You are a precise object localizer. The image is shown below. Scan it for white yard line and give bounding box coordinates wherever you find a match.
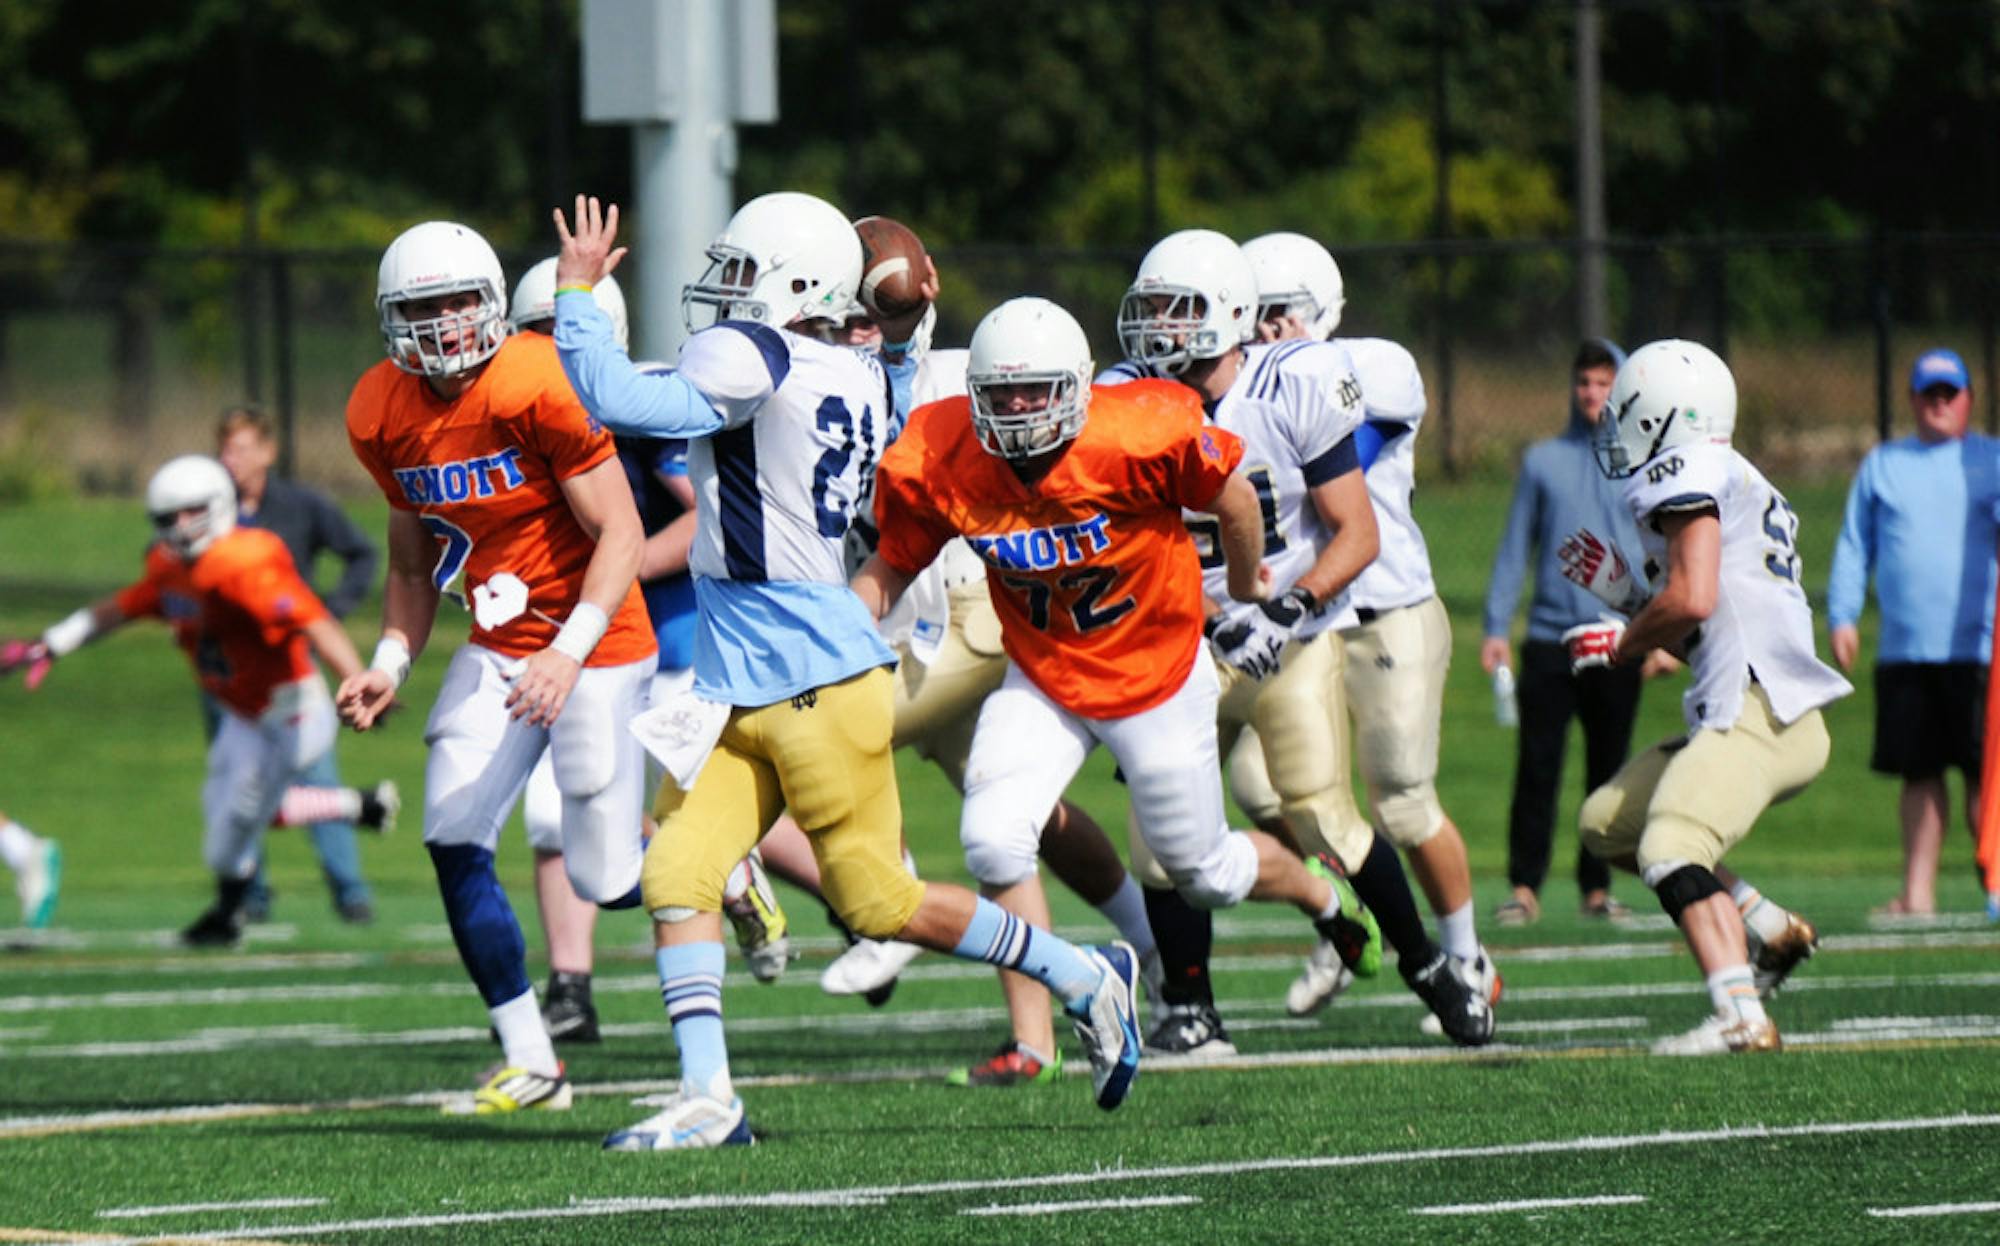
[57,1113,2000,1243]
[99,1202,326,1221]
[1867,1201,2000,1218]
[1410,1193,1647,1215]
[961,1195,1202,1216]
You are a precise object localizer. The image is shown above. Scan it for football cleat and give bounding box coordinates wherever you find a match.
[1285,936,1356,1017]
[1419,946,1503,1037]
[1651,1013,1782,1057]
[1404,950,1496,1047]
[443,1063,572,1115]
[1143,1003,1238,1060]
[604,1090,752,1150]
[947,1039,1062,1088]
[1748,910,1819,997]
[358,781,401,834]
[820,937,923,1001]
[1071,942,1141,1111]
[1305,855,1382,978]
[543,970,601,1044]
[180,903,243,948]
[722,851,791,983]
[16,838,60,929]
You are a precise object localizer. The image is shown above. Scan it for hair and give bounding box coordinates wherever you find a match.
[216,404,276,446]
[1572,339,1619,373]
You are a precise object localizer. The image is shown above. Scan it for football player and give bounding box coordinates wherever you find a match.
[337,222,658,1115]
[553,192,1144,1149]
[1240,231,1500,1030]
[1103,232,1493,1049]
[857,293,1389,1075]
[13,456,365,944]
[1565,339,1848,1054]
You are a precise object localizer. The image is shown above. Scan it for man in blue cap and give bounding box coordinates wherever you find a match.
[1829,347,2000,916]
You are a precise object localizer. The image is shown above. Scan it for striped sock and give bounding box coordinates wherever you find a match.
[1730,880,1789,942]
[273,786,362,827]
[658,942,731,1102]
[1706,965,1767,1025]
[952,895,1102,1014]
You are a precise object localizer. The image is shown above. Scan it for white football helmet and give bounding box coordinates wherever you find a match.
[377,221,509,378]
[146,455,237,561]
[1116,229,1258,375]
[508,256,629,349]
[682,191,862,333]
[1243,231,1345,339]
[966,297,1094,461]
[1596,339,1738,478]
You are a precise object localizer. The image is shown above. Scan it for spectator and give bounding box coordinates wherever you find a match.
[216,406,382,924]
[1481,339,1646,924]
[1827,347,2000,917]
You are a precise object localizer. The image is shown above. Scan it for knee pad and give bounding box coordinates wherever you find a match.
[960,809,1043,888]
[1645,861,1724,925]
[1165,831,1258,910]
[1372,785,1446,849]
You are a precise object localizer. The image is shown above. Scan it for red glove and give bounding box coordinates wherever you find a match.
[1561,619,1625,674]
[0,639,53,690]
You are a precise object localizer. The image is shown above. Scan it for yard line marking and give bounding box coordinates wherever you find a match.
[962,1195,1201,1217]
[67,1113,2000,1243]
[1411,1194,1646,1215]
[100,1202,326,1220]
[1867,1201,2000,1218]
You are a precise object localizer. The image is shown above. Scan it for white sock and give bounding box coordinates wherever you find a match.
[1094,876,1156,961]
[0,820,37,871]
[489,989,560,1077]
[1704,965,1766,1025]
[1731,881,1789,942]
[1436,900,1479,961]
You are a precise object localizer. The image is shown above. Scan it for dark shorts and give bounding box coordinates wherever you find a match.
[1871,662,1986,780]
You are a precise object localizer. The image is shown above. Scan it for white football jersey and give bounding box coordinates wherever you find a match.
[1339,337,1436,613]
[679,323,895,586]
[1623,442,1852,731]
[1197,340,1367,640]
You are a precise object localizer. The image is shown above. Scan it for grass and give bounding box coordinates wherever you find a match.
[3,484,1998,1245]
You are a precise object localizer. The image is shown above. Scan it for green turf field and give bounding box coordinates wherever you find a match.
[3,485,1998,1244]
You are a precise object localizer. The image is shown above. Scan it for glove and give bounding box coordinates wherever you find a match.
[1561,619,1625,674]
[0,639,53,691]
[1557,528,1648,616]
[1207,613,1287,680]
[1257,585,1321,629]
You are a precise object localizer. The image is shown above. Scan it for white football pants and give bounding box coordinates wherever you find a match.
[203,677,337,878]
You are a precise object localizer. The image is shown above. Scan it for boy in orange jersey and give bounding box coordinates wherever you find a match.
[335,221,655,1116]
[10,456,365,946]
[854,297,1384,1064]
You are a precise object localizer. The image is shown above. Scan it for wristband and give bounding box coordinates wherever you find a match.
[42,608,96,658]
[369,636,412,689]
[549,602,610,664]
[554,283,595,297]
[880,337,915,355]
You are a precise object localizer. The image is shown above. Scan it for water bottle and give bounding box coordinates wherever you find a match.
[1492,664,1519,728]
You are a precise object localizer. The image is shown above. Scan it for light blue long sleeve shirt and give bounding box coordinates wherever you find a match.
[1482,409,1651,644]
[1826,432,2000,664]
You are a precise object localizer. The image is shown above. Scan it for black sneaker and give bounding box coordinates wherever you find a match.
[181,905,243,948]
[336,899,376,926]
[1142,1003,1239,1060]
[357,781,400,834]
[1403,951,1495,1047]
[543,971,601,1044]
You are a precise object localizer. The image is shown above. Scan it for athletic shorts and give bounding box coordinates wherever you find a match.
[1871,662,1984,781]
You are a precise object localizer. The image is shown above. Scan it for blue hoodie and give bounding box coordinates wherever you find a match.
[1482,340,1650,644]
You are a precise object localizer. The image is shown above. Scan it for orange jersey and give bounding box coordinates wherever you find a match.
[114,528,329,718]
[346,333,654,666]
[875,379,1243,718]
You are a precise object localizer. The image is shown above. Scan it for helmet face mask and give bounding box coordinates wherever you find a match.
[377,222,509,378]
[681,192,862,335]
[1116,229,1257,375]
[146,455,237,561]
[967,297,1094,462]
[1595,339,1738,479]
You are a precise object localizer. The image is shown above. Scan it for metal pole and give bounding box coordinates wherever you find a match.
[1432,0,1455,480]
[1140,1,1158,244]
[272,255,297,480]
[1575,0,1607,338]
[1872,227,1892,443]
[237,11,263,404]
[631,0,735,361]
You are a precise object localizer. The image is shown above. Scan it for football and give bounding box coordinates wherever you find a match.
[853,215,931,320]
